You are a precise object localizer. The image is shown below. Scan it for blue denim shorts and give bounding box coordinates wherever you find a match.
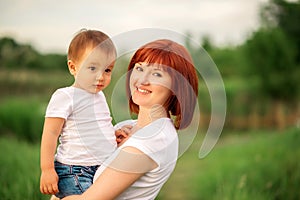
[54,161,99,198]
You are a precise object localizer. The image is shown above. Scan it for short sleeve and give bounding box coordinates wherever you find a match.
[119,119,178,168]
[45,89,72,119]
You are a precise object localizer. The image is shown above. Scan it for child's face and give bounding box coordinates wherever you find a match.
[72,47,115,93]
[129,62,172,109]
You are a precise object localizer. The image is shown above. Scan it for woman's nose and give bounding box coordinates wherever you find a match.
[137,73,150,85]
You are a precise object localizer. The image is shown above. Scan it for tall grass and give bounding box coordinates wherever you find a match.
[0,137,49,200]
[0,97,46,142]
[157,128,300,200]
[0,129,299,199]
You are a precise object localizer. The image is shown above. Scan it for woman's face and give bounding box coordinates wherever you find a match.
[129,62,172,109]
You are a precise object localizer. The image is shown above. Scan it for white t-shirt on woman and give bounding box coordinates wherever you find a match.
[94,118,178,200]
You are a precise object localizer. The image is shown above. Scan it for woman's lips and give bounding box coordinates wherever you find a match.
[136,87,151,94]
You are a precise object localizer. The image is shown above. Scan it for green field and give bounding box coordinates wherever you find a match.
[1,128,299,200]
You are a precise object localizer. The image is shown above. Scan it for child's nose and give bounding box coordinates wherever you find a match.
[96,72,104,81]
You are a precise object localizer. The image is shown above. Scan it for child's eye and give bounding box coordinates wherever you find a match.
[88,66,96,71]
[105,68,112,73]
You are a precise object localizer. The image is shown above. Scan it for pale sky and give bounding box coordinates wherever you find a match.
[0,0,269,53]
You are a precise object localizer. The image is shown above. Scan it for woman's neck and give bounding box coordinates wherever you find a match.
[136,105,168,128]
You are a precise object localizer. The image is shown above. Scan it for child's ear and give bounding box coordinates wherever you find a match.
[67,60,77,75]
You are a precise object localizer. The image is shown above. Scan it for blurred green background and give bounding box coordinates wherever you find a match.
[1,0,299,199]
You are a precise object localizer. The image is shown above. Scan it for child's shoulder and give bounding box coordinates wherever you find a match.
[50,87,73,99]
[54,86,72,93]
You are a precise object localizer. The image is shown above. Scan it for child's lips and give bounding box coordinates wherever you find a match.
[95,84,104,89]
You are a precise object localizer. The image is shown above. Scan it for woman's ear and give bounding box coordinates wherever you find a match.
[67,60,77,76]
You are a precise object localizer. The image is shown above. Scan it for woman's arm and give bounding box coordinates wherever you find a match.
[40,117,64,195]
[63,146,158,200]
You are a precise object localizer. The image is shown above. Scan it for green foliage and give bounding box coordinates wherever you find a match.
[243,27,299,100]
[262,0,300,62]
[1,129,298,199]
[0,137,49,200]
[0,0,299,133]
[0,69,73,97]
[158,128,300,200]
[0,37,67,71]
[247,0,300,101]
[0,98,46,143]
[0,37,39,69]
[210,46,249,78]
[40,53,68,71]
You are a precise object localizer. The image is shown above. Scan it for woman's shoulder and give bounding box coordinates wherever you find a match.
[121,118,178,167]
[141,118,176,137]
[125,118,177,146]
[114,119,137,129]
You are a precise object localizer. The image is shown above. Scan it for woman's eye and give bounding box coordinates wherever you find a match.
[153,72,162,77]
[135,66,143,72]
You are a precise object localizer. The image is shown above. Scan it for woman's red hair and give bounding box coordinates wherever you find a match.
[126,39,198,130]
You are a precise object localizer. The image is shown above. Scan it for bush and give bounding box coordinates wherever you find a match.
[0,98,46,142]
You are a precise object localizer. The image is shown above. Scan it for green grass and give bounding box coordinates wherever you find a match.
[0,97,46,143]
[0,137,49,200]
[157,128,300,200]
[0,128,299,200]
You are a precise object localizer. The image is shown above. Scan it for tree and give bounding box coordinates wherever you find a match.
[0,37,66,70]
[243,28,299,129]
[244,28,298,100]
[240,0,300,130]
[262,0,300,62]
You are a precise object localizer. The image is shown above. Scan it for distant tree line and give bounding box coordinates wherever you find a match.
[186,0,300,130]
[0,0,298,130]
[0,37,67,71]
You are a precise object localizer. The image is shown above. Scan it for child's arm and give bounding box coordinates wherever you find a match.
[40,117,64,195]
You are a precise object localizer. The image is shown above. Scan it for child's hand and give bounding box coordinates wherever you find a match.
[115,125,132,146]
[40,168,59,195]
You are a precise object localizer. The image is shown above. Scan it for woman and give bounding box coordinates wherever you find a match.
[64,39,198,200]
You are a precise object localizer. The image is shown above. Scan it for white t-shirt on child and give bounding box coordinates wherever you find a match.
[94,118,178,200]
[45,86,117,166]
